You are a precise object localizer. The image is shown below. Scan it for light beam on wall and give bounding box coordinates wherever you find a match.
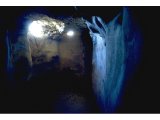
[28,21,44,38]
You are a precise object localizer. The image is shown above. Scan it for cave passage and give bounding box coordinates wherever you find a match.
[0,7,100,113]
[0,6,145,113]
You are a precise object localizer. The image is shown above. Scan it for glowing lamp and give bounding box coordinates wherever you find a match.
[67,30,74,37]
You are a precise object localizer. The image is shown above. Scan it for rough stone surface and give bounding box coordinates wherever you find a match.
[86,7,141,112]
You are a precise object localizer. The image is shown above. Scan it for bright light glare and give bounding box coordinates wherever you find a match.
[28,21,44,38]
[67,30,74,37]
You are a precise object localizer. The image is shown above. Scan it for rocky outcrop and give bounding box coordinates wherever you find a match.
[86,7,141,112]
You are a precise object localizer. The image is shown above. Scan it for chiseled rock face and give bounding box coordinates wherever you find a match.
[86,7,141,112]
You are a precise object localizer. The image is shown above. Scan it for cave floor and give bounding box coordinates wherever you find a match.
[2,70,100,113]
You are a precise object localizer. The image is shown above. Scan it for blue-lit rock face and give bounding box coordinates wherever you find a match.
[86,7,141,112]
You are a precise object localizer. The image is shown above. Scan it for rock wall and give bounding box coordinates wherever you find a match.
[12,21,85,80]
[86,7,141,112]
